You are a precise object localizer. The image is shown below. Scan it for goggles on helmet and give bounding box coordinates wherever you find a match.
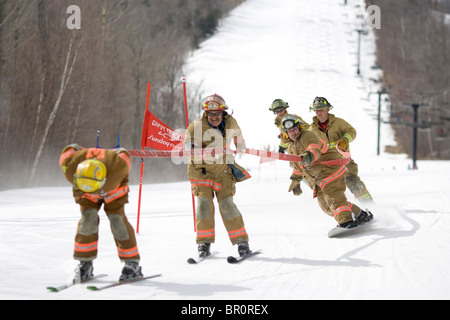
[284,119,297,130]
[75,177,106,193]
[202,94,228,111]
[281,115,303,131]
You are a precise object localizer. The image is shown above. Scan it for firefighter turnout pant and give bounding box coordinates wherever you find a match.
[191,176,249,245]
[73,194,140,262]
[315,166,362,225]
[346,160,373,203]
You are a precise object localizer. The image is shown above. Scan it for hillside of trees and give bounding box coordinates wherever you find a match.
[368,0,450,161]
[0,0,245,190]
[2,0,449,191]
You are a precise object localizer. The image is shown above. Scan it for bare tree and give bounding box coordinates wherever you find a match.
[29,31,82,182]
[0,0,245,190]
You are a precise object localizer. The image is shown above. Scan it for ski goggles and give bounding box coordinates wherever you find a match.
[273,107,286,114]
[206,111,223,117]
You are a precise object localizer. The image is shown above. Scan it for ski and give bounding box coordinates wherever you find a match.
[86,274,161,291]
[47,274,108,292]
[187,251,218,264]
[227,250,262,264]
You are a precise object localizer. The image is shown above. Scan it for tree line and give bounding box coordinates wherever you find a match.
[0,0,244,190]
[369,0,450,160]
[2,0,448,191]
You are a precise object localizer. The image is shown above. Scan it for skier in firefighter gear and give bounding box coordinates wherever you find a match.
[281,115,373,227]
[269,99,308,153]
[308,97,373,204]
[59,144,143,281]
[184,94,252,258]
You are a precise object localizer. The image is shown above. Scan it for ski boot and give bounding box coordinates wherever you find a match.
[119,262,143,281]
[238,242,251,257]
[198,243,211,258]
[76,260,94,281]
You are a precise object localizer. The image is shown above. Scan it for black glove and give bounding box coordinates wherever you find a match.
[300,151,314,166]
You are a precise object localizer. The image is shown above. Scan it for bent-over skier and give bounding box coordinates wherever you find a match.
[59,144,143,281]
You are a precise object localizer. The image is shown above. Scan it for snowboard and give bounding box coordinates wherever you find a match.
[328,220,373,238]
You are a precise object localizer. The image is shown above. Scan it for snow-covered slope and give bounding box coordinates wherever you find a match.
[1,0,450,301]
[1,159,450,300]
[183,0,393,159]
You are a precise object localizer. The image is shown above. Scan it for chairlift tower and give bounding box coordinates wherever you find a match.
[407,103,428,170]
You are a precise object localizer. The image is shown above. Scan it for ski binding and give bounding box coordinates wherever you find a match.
[227,249,262,264]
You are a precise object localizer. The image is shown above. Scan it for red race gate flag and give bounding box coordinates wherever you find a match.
[136,82,191,234]
[140,109,185,151]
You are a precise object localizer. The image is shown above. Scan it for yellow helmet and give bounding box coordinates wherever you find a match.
[74,159,107,193]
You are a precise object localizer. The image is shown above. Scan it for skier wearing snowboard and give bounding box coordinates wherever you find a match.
[269,98,308,153]
[184,94,252,258]
[59,144,143,281]
[309,97,373,204]
[281,114,373,228]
